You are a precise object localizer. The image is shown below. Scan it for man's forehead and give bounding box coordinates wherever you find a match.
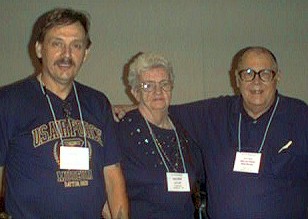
[45,22,86,38]
[240,51,275,67]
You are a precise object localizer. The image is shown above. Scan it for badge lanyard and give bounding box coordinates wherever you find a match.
[238,96,280,153]
[38,76,87,148]
[38,75,90,170]
[233,97,280,174]
[144,117,187,173]
[144,117,190,192]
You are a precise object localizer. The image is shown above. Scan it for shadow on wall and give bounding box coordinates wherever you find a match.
[121,52,144,105]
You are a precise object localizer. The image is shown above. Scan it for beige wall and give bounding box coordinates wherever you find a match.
[1,1,307,104]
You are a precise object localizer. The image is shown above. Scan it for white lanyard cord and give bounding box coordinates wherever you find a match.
[73,83,87,148]
[144,117,187,173]
[238,96,280,153]
[40,84,65,147]
[39,78,87,147]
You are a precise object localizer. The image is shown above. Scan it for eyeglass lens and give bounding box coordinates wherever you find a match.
[140,81,173,92]
[239,69,275,82]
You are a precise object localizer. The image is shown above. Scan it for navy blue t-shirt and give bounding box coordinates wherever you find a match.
[171,94,308,219]
[0,77,120,218]
[117,110,204,219]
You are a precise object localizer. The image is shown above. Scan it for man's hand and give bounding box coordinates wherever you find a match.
[112,104,137,122]
[102,201,111,219]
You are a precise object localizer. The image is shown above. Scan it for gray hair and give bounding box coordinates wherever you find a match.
[128,53,174,89]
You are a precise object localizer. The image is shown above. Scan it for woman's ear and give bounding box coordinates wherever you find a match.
[131,88,140,103]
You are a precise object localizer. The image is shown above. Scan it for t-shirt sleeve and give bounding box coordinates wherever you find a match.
[0,91,9,166]
[101,98,121,167]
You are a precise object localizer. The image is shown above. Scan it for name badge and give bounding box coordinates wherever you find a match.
[60,146,89,170]
[233,152,261,174]
[166,172,190,192]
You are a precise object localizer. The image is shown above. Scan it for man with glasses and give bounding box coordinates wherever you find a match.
[170,46,308,218]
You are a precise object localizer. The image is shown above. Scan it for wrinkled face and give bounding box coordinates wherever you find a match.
[236,51,279,116]
[132,67,173,113]
[35,22,89,87]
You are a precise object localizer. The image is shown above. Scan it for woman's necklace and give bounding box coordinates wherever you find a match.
[144,117,187,173]
[154,138,181,172]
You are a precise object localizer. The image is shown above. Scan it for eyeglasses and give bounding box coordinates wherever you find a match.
[238,68,276,82]
[139,80,173,92]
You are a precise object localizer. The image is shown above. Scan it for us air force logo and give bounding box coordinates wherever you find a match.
[32,118,103,188]
[54,138,93,187]
[53,138,93,166]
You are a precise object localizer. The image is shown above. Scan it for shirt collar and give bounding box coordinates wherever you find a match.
[231,91,279,122]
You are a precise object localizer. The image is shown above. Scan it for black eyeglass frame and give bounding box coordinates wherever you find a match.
[238,68,277,82]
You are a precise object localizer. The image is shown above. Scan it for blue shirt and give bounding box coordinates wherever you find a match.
[117,110,204,219]
[171,94,308,219]
[0,77,120,218]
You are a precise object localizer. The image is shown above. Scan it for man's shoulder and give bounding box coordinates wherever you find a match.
[74,81,109,101]
[75,81,104,95]
[0,77,35,99]
[74,81,112,113]
[279,94,307,111]
[277,95,307,122]
[279,94,306,104]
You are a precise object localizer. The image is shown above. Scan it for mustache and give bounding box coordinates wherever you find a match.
[55,58,74,66]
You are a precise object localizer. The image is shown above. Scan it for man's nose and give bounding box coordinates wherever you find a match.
[62,45,72,57]
[252,73,262,84]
